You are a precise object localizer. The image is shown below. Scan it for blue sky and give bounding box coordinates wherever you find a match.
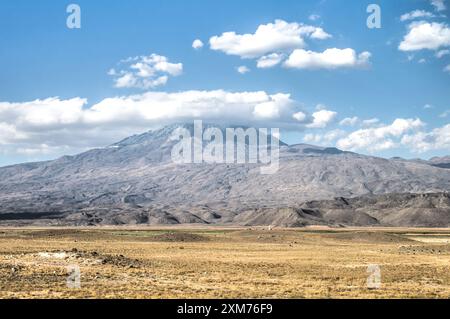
[0,0,449,166]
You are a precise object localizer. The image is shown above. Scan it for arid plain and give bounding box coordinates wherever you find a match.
[1,226,450,299]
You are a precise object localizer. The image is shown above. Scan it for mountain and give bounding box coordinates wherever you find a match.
[1,123,449,227]
[428,156,450,169]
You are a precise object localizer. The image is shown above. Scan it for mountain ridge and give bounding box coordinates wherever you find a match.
[1,123,449,227]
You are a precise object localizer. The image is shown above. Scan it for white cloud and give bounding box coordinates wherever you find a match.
[309,27,332,40]
[400,10,435,22]
[251,93,297,119]
[87,91,302,126]
[192,39,204,50]
[436,49,450,57]
[306,109,337,128]
[0,123,27,144]
[339,116,359,126]
[444,64,450,72]
[399,22,450,51]
[0,97,96,158]
[208,19,373,74]
[292,111,306,122]
[304,129,345,144]
[424,104,434,109]
[284,48,371,69]
[401,124,450,152]
[336,118,425,152]
[0,91,318,157]
[110,53,183,89]
[209,19,331,59]
[237,65,250,74]
[114,73,137,88]
[256,53,285,68]
[0,97,87,130]
[431,0,446,11]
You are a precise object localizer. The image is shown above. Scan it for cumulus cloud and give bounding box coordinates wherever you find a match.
[400,10,435,22]
[192,39,204,50]
[0,97,107,160]
[303,116,450,154]
[284,48,371,69]
[209,19,331,59]
[306,109,337,128]
[208,19,373,73]
[292,111,307,122]
[83,91,305,126]
[336,118,425,152]
[309,28,332,40]
[250,94,294,119]
[3,95,448,158]
[0,91,317,157]
[237,66,250,74]
[399,22,450,51]
[256,53,285,68]
[0,97,87,131]
[109,53,183,89]
[402,124,450,152]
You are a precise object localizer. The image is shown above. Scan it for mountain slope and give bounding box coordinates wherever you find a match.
[0,124,449,227]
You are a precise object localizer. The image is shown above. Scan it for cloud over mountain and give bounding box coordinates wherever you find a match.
[336,118,425,152]
[402,124,450,152]
[0,91,333,158]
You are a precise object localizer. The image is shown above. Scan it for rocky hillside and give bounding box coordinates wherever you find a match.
[0,123,449,227]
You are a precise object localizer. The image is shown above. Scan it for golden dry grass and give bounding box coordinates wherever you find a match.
[0,226,450,299]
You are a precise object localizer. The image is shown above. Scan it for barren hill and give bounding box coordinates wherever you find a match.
[0,124,449,227]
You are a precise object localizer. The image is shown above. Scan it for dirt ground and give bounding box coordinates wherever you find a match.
[0,226,450,299]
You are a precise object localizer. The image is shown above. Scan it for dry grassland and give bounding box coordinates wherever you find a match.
[0,226,449,298]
